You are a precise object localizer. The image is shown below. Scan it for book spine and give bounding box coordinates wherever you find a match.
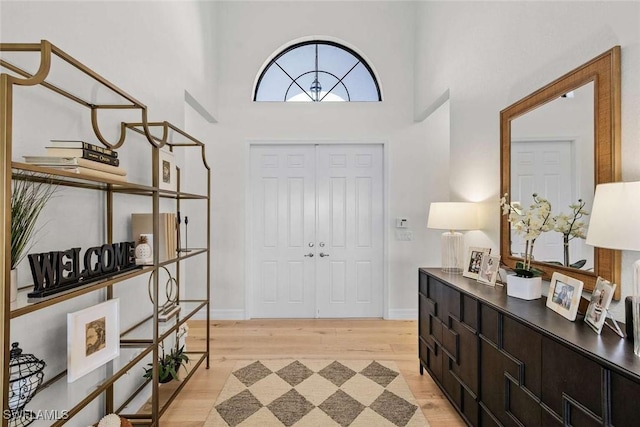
[81,142,118,158]
[82,150,120,166]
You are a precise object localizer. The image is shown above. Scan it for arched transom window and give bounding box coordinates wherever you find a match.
[254,41,381,102]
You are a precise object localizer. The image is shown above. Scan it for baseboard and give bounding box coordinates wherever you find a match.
[191,308,246,320]
[386,309,418,320]
[190,308,414,320]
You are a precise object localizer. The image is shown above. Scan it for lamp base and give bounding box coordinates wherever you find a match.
[441,231,464,274]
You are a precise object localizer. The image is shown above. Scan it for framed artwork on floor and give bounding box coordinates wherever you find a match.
[67,299,120,382]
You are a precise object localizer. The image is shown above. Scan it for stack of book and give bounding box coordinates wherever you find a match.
[23,140,126,182]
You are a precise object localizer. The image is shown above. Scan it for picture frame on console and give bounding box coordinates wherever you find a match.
[463,247,491,280]
[546,272,583,321]
[584,277,617,334]
[477,254,500,286]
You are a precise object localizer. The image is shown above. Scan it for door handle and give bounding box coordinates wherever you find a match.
[319,253,330,257]
[304,253,314,257]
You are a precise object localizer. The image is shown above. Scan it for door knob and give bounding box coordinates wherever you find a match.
[319,253,330,257]
[319,242,325,247]
[304,253,314,257]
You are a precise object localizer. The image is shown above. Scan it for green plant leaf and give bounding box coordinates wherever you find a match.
[11,173,57,269]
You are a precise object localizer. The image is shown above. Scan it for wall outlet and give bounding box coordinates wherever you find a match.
[396,230,413,241]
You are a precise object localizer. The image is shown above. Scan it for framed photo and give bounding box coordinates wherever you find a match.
[463,247,491,280]
[67,299,120,382]
[584,277,617,334]
[477,254,501,286]
[546,272,583,321]
[158,148,177,191]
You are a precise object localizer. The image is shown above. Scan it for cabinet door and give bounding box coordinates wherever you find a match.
[541,337,604,426]
[480,305,542,427]
[610,371,640,426]
[430,276,479,425]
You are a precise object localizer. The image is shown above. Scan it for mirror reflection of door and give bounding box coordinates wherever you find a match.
[510,82,594,270]
[250,144,384,318]
[511,140,572,263]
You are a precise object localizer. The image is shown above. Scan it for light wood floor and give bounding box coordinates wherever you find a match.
[159,319,465,427]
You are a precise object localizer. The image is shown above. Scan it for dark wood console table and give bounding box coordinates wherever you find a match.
[418,268,640,426]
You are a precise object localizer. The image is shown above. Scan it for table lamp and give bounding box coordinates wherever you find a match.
[427,202,479,274]
[585,181,640,356]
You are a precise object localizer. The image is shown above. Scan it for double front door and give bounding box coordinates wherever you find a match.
[250,144,384,318]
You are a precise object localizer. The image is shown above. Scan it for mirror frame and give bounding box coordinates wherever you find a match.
[500,46,621,299]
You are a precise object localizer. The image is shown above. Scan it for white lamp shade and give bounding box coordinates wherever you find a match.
[427,202,479,231]
[586,181,640,251]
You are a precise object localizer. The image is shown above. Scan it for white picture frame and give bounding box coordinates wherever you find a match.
[67,299,120,383]
[477,254,501,286]
[584,276,617,334]
[546,272,583,321]
[463,247,491,280]
[158,148,177,191]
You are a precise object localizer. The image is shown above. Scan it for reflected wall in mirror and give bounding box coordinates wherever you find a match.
[500,46,621,298]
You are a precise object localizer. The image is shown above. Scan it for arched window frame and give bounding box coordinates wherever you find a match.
[253,40,382,102]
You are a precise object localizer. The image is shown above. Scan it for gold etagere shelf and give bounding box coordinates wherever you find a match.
[1,40,211,427]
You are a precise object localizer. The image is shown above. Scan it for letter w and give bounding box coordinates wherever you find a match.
[28,252,58,291]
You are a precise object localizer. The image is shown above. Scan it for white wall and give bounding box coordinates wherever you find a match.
[1,1,219,422]
[211,1,447,318]
[414,0,640,319]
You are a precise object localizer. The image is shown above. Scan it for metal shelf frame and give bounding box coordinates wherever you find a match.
[0,40,211,426]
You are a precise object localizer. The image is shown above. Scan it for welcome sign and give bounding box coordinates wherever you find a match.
[27,242,137,298]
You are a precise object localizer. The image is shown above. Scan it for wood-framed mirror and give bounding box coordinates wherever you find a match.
[500,46,621,299]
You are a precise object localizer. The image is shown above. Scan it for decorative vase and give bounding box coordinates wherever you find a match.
[506,275,542,300]
[10,269,17,304]
[135,234,153,265]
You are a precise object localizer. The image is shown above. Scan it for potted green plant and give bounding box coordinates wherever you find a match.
[143,344,189,383]
[10,174,57,302]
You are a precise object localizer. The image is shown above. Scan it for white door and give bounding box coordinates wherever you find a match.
[251,145,317,318]
[250,144,384,318]
[511,140,572,262]
[316,145,384,317]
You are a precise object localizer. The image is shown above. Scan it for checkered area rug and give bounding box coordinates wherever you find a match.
[206,360,428,427]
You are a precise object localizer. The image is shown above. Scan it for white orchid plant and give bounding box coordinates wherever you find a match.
[553,199,589,268]
[501,193,554,277]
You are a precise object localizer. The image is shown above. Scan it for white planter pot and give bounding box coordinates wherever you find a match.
[506,275,542,300]
[10,269,17,303]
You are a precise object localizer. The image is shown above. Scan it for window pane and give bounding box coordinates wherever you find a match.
[318,44,359,78]
[322,82,349,102]
[256,64,295,101]
[285,73,315,101]
[276,44,315,82]
[340,62,379,101]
